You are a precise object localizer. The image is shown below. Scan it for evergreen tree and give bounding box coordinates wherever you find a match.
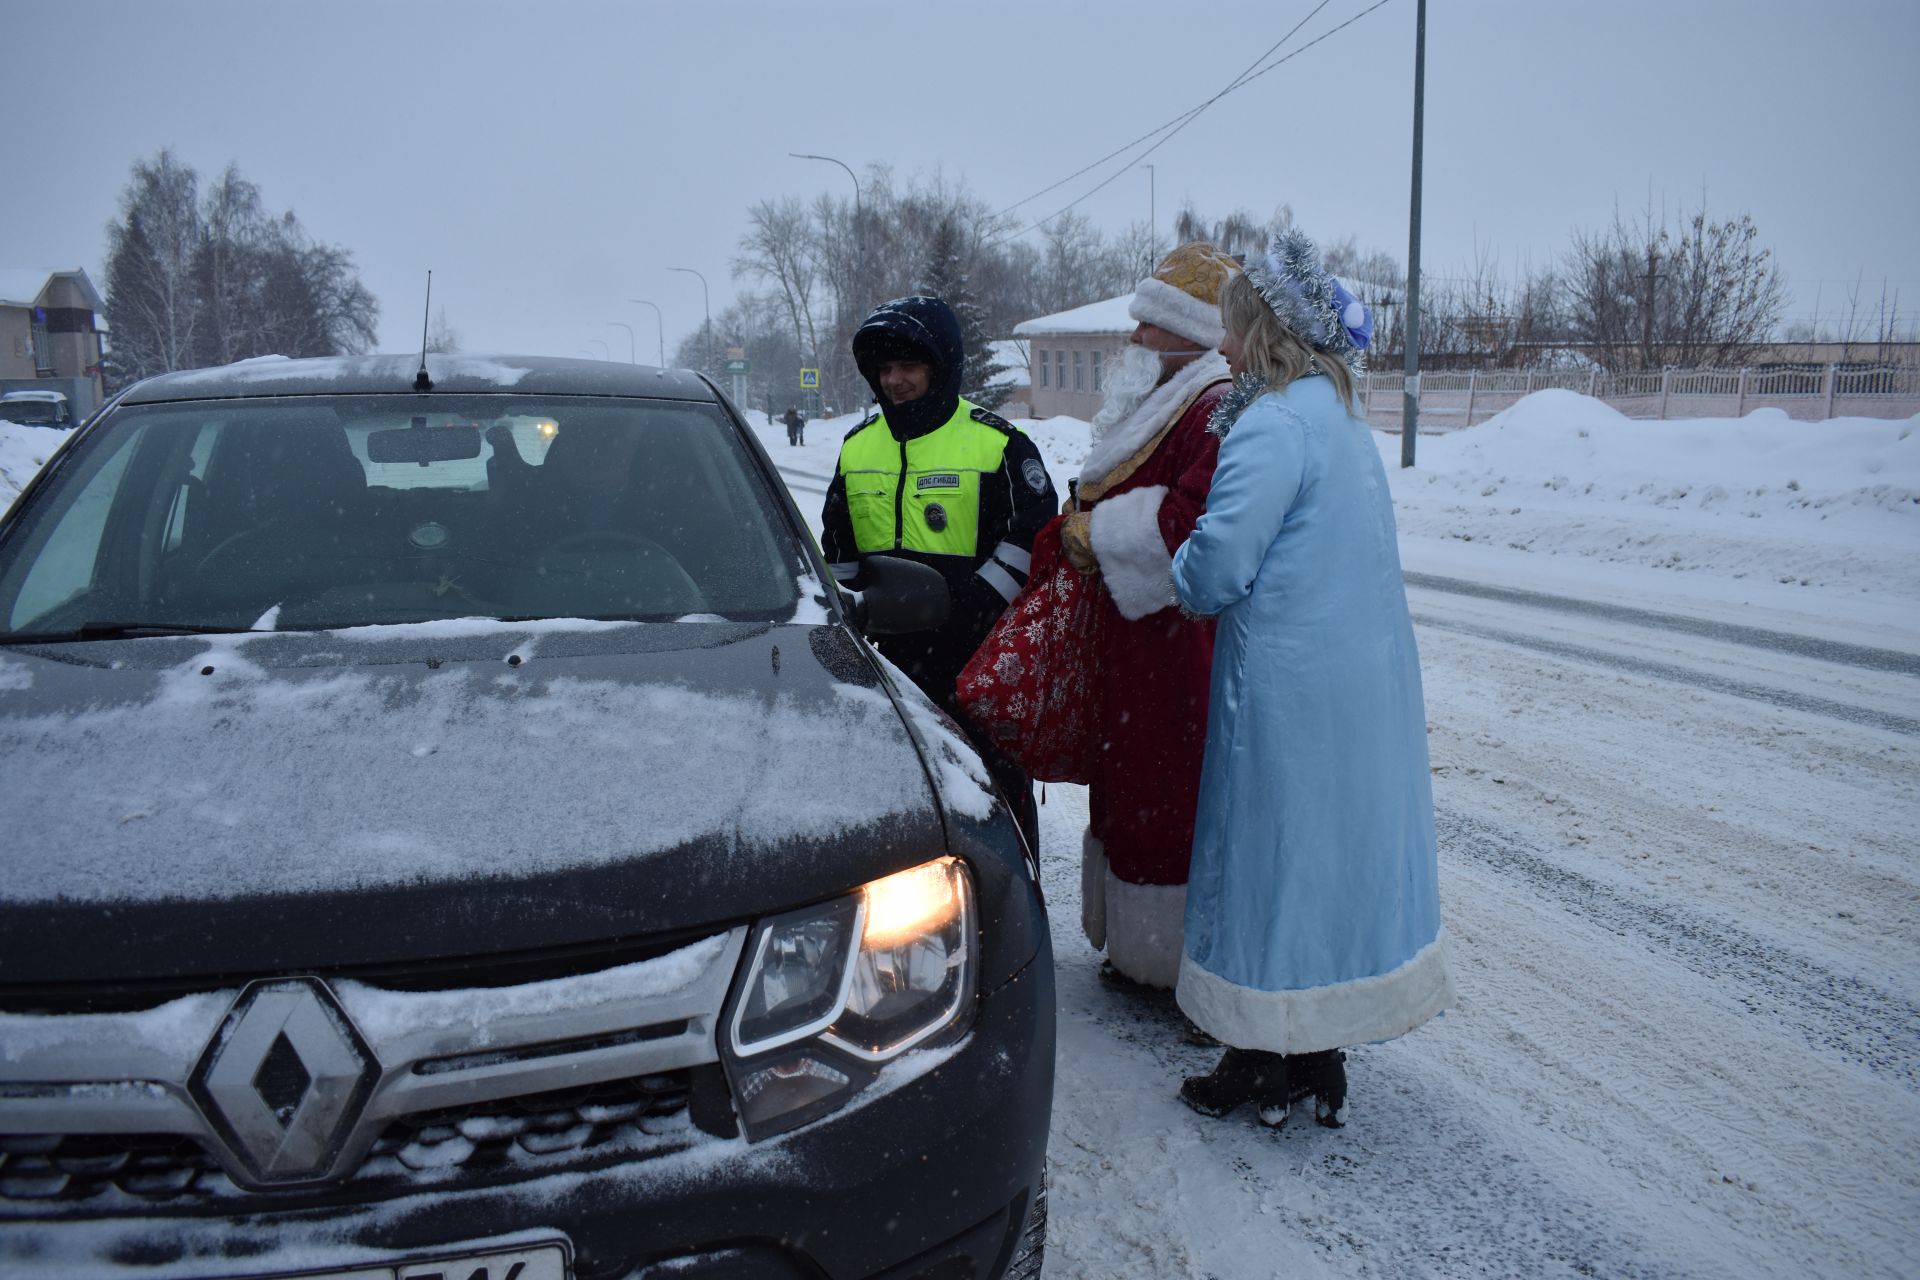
[921,216,1008,409]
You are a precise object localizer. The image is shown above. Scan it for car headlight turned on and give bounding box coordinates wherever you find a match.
[724,857,976,1140]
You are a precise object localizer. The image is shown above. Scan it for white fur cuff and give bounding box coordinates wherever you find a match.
[1130,277,1227,350]
[1177,932,1456,1055]
[1091,485,1175,620]
[1103,874,1186,989]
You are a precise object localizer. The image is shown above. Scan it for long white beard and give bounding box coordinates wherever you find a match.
[1090,344,1168,442]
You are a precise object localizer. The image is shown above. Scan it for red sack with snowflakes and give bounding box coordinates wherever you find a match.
[956,514,1104,784]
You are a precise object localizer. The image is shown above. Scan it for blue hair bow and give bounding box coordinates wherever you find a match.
[1330,280,1372,352]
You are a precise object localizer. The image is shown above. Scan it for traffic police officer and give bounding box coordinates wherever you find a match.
[822,295,1056,846]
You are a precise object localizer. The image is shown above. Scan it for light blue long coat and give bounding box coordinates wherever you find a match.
[1171,375,1452,1054]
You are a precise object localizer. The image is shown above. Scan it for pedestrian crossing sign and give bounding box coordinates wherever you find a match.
[800,368,820,389]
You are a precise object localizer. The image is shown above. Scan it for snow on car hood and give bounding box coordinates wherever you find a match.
[0,621,951,907]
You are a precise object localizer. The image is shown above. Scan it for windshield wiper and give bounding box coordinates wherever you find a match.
[0,622,271,645]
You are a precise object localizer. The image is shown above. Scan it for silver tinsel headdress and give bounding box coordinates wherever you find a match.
[1242,226,1373,374]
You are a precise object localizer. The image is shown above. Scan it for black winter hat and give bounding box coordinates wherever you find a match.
[854,327,934,371]
[852,295,966,436]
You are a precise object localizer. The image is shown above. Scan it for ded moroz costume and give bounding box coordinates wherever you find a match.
[1065,242,1238,989]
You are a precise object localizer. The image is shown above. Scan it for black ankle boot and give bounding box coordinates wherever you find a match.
[1256,1050,1348,1128]
[1179,1048,1284,1118]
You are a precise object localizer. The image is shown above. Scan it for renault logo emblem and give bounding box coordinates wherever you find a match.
[189,978,378,1186]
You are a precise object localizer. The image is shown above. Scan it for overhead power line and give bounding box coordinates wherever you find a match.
[992,0,1336,223]
[991,0,1398,246]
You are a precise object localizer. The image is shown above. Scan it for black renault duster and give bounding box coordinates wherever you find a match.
[0,355,1053,1279]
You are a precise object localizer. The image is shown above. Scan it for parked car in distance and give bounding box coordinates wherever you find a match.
[0,387,72,428]
[0,353,1053,1280]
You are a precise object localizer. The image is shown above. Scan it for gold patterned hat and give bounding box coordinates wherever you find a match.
[1128,241,1238,349]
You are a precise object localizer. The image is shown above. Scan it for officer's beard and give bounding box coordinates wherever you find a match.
[1090,343,1171,443]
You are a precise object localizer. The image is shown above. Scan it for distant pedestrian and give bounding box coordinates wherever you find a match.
[1172,226,1453,1128]
[782,404,804,447]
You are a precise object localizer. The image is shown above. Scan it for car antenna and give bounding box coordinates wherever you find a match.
[414,270,434,392]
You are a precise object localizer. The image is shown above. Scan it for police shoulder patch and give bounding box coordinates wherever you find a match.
[1022,457,1051,495]
[968,405,1015,434]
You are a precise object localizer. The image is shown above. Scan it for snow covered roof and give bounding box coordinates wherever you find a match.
[1012,276,1399,341]
[1013,293,1136,338]
[0,269,104,313]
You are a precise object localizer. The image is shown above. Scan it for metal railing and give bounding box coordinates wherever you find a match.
[1360,364,1920,430]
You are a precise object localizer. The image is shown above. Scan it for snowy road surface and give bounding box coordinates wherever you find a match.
[757,404,1918,1279]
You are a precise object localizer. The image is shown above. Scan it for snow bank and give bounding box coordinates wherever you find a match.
[0,418,71,508]
[1385,391,1920,627]
[1410,390,1917,516]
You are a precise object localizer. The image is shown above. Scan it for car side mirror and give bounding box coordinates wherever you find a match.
[853,555,949,636]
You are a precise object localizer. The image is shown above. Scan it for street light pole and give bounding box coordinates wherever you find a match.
[608,321,635,364]
[587,338,611,361]
[668,267,711,374]
[793,152,864,392]
[628,298,666,367]
[790,152,861,223]
[1401,0,1427,468]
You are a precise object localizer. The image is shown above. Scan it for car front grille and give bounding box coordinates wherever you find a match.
[0,1071,696,1206]
[0,927,750,1207]
[0,1132,218,1202]
[373,1071,696,1174]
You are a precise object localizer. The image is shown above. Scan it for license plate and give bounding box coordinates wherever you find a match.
[231,1242,568,1280]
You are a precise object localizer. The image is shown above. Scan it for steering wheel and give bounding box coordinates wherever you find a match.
[196,521,285,575]
[538,530,703,611]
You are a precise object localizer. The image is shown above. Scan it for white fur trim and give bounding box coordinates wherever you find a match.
[1089,485,1176,620]
[1102,872,1186,989]
[1130,276,1227,349]
[1176,932,1456,1054]
[1080,829,1107,949]
[1079,352,1228,489]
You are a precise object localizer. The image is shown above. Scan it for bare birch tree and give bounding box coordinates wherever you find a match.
[103,150,379,385]
[103,149,202,379]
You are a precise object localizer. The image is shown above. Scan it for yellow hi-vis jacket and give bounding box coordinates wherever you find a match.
[819,397,1056,692]
[836,397,1013,559]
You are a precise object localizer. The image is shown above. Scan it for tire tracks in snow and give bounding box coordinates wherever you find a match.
[1410,612,1920,737]
[1438,806,1920,1087]
[1404,572,1920,676]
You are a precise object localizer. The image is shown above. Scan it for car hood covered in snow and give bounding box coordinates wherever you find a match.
[0,619,994,985]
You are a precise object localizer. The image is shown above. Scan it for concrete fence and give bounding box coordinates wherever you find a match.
[1360,365,1920,433]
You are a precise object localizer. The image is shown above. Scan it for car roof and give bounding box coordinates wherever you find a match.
[1,389,66,402]
[117,354,720,405]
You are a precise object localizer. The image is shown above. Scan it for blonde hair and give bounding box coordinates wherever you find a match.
[1219,271,1358,412]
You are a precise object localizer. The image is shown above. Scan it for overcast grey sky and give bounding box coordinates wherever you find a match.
[8,0,1917,361]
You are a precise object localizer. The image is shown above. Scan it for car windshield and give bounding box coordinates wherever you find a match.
[0,393,803,637]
